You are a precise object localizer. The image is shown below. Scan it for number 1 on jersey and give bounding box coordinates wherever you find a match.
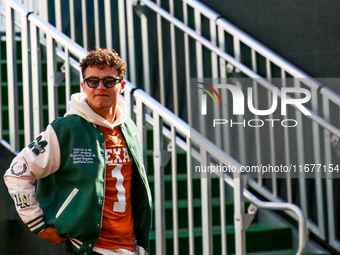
[111,164,126,212]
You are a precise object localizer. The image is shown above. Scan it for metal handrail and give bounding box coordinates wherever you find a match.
[125,82,307,255]
[183,0,321,89]
[139,93,307,253]
[138,0,340,138]
[34,0,340,251]
[215,18,320,86]
[4,0,87,151]
[3,1,87,59]
[222,172,307,255]
[0,0,329,253]
[27,13,87,60]
[183,0,220,20]
[320,86,340,105]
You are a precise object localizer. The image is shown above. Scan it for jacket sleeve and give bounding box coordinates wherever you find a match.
[3,124,61,234]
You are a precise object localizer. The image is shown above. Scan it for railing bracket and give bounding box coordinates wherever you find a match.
[167,141,173,152]
[154,150,171,167]
[331,135,340,157]
[226,62,235,74]
[242,203,257,230]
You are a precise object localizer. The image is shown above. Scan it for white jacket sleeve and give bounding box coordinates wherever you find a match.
[3,124,61,234]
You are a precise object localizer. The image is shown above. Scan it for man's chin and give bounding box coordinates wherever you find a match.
[88,102,114,111]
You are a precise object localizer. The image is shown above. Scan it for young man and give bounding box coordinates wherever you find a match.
[4,48,152,255]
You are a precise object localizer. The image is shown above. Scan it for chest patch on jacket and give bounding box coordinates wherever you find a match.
[70,148,96,164]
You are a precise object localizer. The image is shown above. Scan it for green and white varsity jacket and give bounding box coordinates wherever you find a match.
[3,93,152,255]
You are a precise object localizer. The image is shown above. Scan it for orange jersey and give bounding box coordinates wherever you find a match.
[96,126,136,251]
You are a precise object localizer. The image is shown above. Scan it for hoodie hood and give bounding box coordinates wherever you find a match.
[64,93,127,130]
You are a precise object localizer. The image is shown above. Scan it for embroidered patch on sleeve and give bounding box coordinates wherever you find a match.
[28,135,48,156]
[13,193,31,208]
[10,161,27,176]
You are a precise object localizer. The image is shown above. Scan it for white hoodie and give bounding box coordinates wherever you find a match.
[65,93,127,130]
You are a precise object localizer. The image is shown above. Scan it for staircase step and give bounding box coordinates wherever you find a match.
[146,151,187,175]
[153,198,252,212]
[1,60,65,82]
[149,177,225,202]
[150,200,258,231]
[149,225,292,254]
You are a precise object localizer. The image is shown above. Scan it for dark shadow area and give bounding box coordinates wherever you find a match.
[0,141,65,254]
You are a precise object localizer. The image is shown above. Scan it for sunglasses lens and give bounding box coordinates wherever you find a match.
[87,78,100,88]
[85,77,121,88]
[103,78,116,88]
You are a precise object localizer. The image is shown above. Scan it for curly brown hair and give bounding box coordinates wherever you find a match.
[80,48,127,79]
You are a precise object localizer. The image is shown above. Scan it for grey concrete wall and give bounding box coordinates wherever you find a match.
[200,0,340,93]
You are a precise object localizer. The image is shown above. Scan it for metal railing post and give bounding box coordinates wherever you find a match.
[69,0,75,41]
[153,111,166,255]
[123,83,133,119]
[294,80,308,217]
[252,81,262,186]
[6,4,19,152]
[64,48,71,109]
[194,8,206,136]
[126,0,136,84]
[219,169,227,255]
[156,0,165,106]
[136,98,147,167]
[47,35,58,122]
[21,11,33,144]
[217,26,230,154]
[210,18,221,148]
[94,0,100,48]
[169,0,178,116]
[183,2,192,126]
[81,0,88,49]
[171,125,179,255]
[140,8,151,95]
[267,89,277,197]
[30,21,42,137]
[234,171,246,255]
[104,0,112,50]
[39,0,48,22]
[186,136,195,255]
[54,0,62,32]
[281,74,292,202]
[118,0,127,62]
[201,148,213,255]
[310,86,326,240]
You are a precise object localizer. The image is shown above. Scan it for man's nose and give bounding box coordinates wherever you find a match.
[97,80,106,89]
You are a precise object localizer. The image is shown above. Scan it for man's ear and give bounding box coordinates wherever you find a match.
[120,81,126,93]
[81,82,86,92]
